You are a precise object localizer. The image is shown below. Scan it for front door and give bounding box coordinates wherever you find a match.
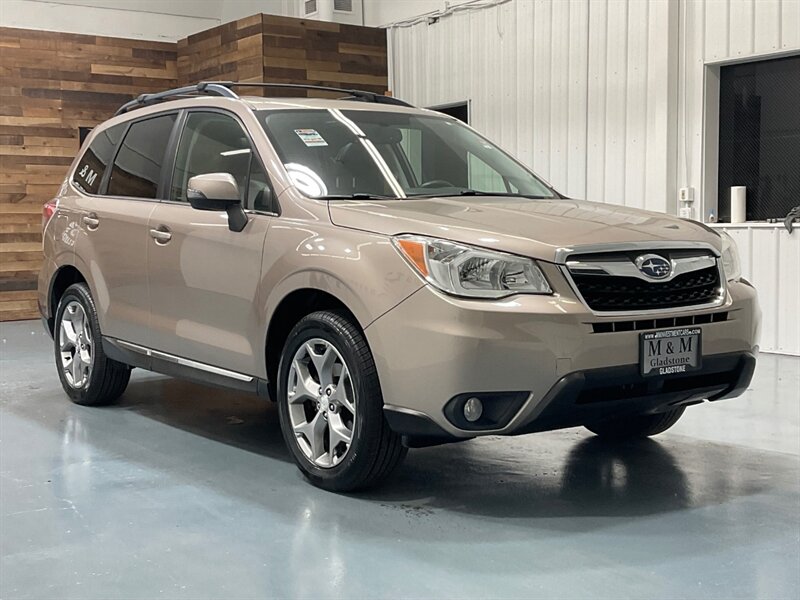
[146,110,275,376]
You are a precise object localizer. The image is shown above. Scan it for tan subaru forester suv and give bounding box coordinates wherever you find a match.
[39,82,760,491]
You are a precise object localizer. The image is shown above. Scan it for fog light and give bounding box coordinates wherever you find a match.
[463,397,483,422]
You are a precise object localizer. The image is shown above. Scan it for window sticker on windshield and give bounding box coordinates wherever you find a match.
[294,129,328,147]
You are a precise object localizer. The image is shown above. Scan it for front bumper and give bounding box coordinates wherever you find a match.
[365,277,760,443]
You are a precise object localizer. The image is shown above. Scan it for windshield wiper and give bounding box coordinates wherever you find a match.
[460,189,507,196]
[408,189,551,199]
[458,189,553,199]
[318,193,397,200]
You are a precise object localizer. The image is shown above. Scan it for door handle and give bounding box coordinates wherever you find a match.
[82,213,99,229]
[149,226,172,244]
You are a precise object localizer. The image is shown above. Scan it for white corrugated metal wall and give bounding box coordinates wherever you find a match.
[680,0,800,220]
[715,225,800,356]
[388,0,800,355]
[390,0,679,209]
[682,1,800,356]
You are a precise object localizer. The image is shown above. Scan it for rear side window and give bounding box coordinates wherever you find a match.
[72,124,124,195]
[107,114,177,199]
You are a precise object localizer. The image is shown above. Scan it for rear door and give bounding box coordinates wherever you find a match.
[74,112,178,346]
[146,110,275,376]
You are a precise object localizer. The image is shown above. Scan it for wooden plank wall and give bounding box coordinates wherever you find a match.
[0,15,388,322]
[0,27,177,321]
[261,15,388,96]
[177,15,265,86]
[177,14,388,97]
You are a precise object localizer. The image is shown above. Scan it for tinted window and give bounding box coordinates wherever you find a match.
[171,112,272,204]
[108,114,176,199]
[72,124,124,195]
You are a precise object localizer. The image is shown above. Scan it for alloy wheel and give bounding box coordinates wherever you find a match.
[59,301,93,388]
[287,338,356,468]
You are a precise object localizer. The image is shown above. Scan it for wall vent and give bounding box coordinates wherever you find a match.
[304,0,317,15]
[334,0,352,12]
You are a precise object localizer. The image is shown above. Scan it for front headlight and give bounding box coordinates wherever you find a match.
[720,231,742,281]
[392,235,551,299]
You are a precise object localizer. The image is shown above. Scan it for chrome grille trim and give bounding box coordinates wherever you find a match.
[566,254,717,283]
[554,241,722,264]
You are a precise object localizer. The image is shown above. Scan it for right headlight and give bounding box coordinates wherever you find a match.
[720,231,742,281]
[392,235,552,299]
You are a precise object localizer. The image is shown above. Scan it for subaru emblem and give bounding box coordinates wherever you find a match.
[635,254,672,280]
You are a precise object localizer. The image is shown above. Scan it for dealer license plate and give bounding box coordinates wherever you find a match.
[640,327,702,377]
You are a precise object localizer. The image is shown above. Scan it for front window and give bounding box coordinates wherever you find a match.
[258,109,556,200]
[171,111,275,211]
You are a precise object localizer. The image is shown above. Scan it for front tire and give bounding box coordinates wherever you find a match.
[585,406,686,440]
[54,283,130,406]
[277,310,407,492]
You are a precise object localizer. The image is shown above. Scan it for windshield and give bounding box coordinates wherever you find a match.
[258,108,557,199]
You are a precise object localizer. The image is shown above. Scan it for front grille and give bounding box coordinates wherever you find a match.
[572,266,721,311]
[591,311,728,333]
[566,250,723,312]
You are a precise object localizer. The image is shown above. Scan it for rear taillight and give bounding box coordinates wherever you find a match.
[42,200,57,230]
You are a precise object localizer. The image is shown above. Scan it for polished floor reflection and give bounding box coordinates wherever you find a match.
[1,320,798,599]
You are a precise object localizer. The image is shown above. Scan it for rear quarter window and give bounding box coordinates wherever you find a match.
[71,124,124,195]
[107,113,177,199]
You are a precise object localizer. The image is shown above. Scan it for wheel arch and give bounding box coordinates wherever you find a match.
[265,287,362,398]
[46,265,88,335]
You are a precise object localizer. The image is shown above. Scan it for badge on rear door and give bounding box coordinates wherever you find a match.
[640,327,702,377]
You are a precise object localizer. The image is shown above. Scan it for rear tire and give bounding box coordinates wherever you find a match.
[54,283,130,406]
[585,407,686,440]
[277,310,407,492]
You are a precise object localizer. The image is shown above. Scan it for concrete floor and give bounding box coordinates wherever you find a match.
[1,320,799,600]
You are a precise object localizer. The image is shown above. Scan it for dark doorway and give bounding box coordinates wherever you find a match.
[717,55,800,221]
[79,126,93,146]
[430,102,469,124]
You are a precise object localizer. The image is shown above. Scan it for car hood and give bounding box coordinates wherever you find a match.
[328,196,721,263]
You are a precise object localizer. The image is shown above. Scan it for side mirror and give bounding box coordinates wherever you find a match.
[187,173,247,232]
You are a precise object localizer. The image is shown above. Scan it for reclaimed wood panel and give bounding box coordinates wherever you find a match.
[1,15,388,321]
[178,14,388,98]
[178,14,265,87]
[0,289,38,321]
[0,27,177,320]
[263,17,387,96]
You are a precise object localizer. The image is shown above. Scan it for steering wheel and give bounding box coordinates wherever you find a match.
[419,179,455,189]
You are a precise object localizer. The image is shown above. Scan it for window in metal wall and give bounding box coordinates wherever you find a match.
[430,101,469,124]
[718,55,800,221]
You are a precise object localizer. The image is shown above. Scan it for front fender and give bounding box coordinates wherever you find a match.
[257,220,424,373]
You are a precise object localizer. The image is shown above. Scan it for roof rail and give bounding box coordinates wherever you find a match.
[114,81,414,116]
[114,82,238,116]
[206,81,415,108]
